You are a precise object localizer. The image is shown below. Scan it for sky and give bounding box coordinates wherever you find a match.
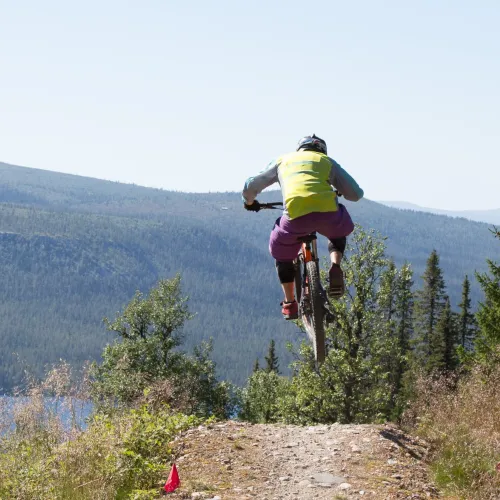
[1,0,499,210]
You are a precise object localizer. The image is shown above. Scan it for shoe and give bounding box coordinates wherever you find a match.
[281,300,298,320]
[328,264,345,298]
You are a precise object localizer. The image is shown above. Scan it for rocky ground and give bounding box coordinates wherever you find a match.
[164,421,446,500]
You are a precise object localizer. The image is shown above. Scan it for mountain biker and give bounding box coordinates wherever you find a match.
[242,134,364,320]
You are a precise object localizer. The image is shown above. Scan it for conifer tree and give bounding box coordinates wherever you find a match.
[458,275,476,351]
[396,263,414,359]
[253,358,260,372]
[378,260,398,321]
[474,231,500,365]
[414,250,447,371]
[392,263,414,410]
[433,297,459,371]
[265,339,279,374]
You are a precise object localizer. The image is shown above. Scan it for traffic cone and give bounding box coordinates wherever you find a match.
[164,463,180,493]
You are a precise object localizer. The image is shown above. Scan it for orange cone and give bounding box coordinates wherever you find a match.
[164,463,180,493]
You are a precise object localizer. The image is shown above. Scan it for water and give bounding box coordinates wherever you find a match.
[1,396,93,433]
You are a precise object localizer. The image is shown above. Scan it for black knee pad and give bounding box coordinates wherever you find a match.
[328,237,346,255]
[276,261,295,284]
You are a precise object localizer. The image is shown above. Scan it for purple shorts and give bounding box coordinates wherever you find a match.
[269,204,354,262]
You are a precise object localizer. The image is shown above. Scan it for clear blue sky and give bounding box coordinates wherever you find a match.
[1,1,499,209]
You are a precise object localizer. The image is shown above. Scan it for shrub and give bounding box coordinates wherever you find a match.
[403,359,500,498]
[0,364,202,499]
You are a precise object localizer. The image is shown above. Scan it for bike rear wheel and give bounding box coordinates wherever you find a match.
[295,258,326,364]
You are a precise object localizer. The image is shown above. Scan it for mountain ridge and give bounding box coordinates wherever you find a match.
[0,161,497,391]
[379,200,500,225]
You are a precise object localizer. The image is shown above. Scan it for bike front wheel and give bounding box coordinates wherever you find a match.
[296,259,326,365]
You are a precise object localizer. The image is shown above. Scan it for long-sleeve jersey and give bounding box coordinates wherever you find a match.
[242,150,364,220]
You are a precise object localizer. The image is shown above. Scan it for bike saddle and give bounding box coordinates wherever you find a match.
[297,233,317,243]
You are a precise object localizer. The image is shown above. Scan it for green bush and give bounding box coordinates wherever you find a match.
[0,401,201,500]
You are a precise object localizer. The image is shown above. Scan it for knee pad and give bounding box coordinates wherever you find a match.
[328,237,346,255]
[276,261,295,284]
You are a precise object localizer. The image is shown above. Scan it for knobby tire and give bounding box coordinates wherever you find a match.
[305,261,326,364]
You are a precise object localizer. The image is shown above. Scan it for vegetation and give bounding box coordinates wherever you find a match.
[404,362,500,498]
[0,278,231,499]
[0,386,202,499]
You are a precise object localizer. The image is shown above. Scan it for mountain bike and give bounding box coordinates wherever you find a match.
[259,202,335,365]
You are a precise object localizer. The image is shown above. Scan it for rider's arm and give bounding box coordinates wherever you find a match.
[242,160,280,205]
[328,158,364,202]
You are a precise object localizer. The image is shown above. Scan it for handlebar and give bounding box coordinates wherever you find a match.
[259,202,283,210]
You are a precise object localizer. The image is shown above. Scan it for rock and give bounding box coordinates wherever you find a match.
[359,491,365,495]
[338,482,352,490]
[191,493,202,499]
[309,473,347,485]
[284,441,299,448]
[387,459,398,465]
[279,476,290,481]
[298,479,311,487]
[351,444,362,453]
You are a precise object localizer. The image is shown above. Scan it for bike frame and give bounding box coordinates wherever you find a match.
[296,236,335,324]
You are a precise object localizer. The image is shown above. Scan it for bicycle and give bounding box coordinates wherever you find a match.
[259,202,335,365]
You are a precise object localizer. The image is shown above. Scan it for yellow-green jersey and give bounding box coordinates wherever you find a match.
[242,150,364,220]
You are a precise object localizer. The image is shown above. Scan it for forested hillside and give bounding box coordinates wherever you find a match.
[0,161,496,391]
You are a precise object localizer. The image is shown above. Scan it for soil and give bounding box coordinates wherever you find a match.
[164,421,446,500]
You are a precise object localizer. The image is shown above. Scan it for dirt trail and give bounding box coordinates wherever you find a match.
[167,421,442,499]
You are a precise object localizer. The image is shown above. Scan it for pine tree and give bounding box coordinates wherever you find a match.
[396,263,414,359]
[474,231,500,365]
[458,275,476,351]
[392,263,414,411]
[414,250,447,371]
[265,339,280,374]
[378,260,398,321]
[433,297,459,371]
[253,358,260,372]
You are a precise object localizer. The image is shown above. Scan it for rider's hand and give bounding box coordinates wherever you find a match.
[244,200,261,212]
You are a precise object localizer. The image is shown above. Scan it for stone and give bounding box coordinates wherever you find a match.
[338,482,352,490]
[284,441,299,448]
[351,444,362,453]
[191,493,202,499]
[279,476,290,481]
[309,473,346,485]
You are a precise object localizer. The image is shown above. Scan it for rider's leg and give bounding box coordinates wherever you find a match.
[276,260,295,302]
[328,238,346,298]
[328,237,346,264]
[276,260,298,319]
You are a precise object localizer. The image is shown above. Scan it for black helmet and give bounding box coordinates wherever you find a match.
[297,134,327,154]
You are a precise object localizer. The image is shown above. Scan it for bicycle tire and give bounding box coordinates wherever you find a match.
[305,260,326,364]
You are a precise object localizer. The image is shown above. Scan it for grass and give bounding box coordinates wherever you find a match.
[0,362,203,499]
[404,362,500,499]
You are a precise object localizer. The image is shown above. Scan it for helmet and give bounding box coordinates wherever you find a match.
[297,134,327,155]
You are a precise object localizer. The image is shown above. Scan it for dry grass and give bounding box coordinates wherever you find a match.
[403,363,500,499]
[0,362,201,500]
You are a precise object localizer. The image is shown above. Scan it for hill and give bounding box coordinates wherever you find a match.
[379,200,500,225]
[0,161,497,391]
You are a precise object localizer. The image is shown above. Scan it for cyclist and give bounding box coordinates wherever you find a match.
[242,134,364,320]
